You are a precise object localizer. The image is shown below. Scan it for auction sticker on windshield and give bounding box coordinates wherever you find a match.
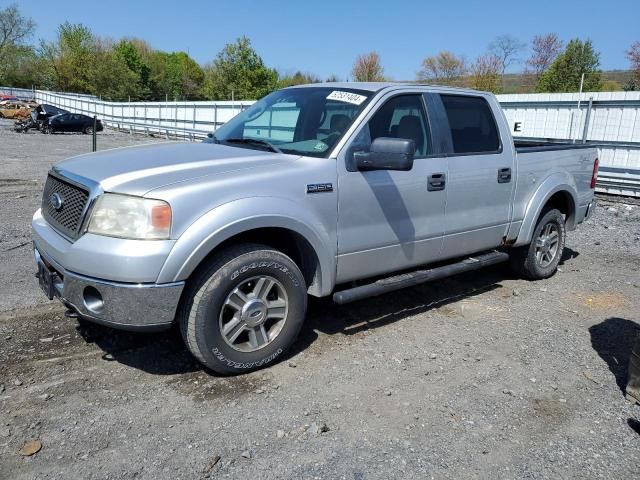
[326,91,367,105]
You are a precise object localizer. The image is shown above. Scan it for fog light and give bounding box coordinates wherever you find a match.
[83,286,104,314]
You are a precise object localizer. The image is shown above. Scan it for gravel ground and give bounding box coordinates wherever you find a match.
[1,118,639,479]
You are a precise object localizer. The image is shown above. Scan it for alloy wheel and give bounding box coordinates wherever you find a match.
[218,275,288,352]
[535,222,560,268]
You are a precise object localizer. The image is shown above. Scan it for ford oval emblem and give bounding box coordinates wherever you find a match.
[50,192,64,211]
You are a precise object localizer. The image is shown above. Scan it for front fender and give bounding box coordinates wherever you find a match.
[156,197,336,296]
[513,172,578,247]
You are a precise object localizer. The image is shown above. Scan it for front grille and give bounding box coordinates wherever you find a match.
[41,175,89,239]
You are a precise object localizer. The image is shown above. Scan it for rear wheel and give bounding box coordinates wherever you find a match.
[83,126,93,135]
[178,244,307,375]
[509,208,566,280]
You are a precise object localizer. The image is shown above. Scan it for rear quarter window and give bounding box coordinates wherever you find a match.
[440,95,500,154]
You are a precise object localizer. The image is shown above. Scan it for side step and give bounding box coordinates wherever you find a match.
[332,251,509,305]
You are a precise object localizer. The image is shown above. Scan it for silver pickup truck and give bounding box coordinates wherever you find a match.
[32,83,598,374]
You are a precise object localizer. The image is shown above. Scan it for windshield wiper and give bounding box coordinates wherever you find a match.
[224,138,283,154]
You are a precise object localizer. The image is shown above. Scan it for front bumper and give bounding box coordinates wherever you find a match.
[34,245,184,332]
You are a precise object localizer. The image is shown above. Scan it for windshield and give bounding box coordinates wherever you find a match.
[207,87,373,157]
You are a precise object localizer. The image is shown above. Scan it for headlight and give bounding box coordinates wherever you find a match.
[87,193,171,240]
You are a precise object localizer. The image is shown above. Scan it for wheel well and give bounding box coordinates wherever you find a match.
[191,227,322,296]
[544,191,576,227]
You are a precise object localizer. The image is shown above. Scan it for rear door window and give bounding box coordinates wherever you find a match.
[440,95,500,154]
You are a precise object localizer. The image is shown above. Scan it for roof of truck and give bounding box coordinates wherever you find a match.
[288,81,486,95]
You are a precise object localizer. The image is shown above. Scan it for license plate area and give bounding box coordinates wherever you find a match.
[37,258,57,300]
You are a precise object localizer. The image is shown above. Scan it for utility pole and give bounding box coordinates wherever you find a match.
[572,42,587,143]
[572,73,585,143]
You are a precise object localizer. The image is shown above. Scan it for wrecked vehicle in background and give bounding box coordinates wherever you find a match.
[0,102,32,119]
[14,115,37,133]
[31,104,69,130]
[13,104,70,133]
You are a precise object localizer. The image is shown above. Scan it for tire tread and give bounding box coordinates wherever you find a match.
[509,207,565,280]
[177,243,304,374]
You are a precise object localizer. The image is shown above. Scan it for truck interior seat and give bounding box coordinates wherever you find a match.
[396,115,424,155]
[330,114,350,133]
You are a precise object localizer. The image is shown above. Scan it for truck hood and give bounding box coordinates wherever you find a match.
[56,142,294,196]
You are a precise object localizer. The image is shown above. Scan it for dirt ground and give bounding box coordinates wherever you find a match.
[1,118,639,479]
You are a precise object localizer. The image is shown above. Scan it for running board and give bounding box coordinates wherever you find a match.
[332,251,509,305]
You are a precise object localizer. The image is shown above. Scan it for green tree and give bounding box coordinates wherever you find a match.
[147,51,205,100]
[114,40,152,98]
[203,36,278,100]
[40,22,96,93]
[537,39,602,92]
[1,44,49,88]
[89,40,142,100]
[627,41,640,90]
[277,71,320,89]
[0,3,36,84]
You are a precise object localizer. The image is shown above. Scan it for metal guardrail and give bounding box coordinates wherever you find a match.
[597,168,640,197]
[34,90,254,137]
[107,119,213,141]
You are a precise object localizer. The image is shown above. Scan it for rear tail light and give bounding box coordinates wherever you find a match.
[590,157,599,189]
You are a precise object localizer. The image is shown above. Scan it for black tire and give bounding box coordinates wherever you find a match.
[178,244,307,375]
[509,208,566,280]
[83,126,92,135]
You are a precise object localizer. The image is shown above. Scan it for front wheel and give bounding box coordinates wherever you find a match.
[509,208,566,280]
[83,126,93,134]
[178,244,307,374]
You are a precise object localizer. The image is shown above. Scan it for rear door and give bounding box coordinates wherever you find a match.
[435,94,516,257]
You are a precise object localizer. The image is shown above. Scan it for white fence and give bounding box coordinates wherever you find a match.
[35,91,255,140]
[498,91,640,197]
[3,86,639,195]
[1,86,254,139]
[498,91,640,170]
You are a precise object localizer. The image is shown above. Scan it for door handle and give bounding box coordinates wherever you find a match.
[498,167,512,183]
[428,173,446,191]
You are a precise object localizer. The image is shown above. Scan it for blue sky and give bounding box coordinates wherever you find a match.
[11,0,640,80]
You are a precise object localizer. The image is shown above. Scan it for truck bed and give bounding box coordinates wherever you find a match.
[514,137,600,153]
[510,140,598,240]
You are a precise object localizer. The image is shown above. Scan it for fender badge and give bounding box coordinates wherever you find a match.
[306,183,333,194]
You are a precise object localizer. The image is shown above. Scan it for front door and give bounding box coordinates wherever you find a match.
[336,93,447,283]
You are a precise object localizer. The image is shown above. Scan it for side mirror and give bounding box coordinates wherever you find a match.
[354,137,415,171]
